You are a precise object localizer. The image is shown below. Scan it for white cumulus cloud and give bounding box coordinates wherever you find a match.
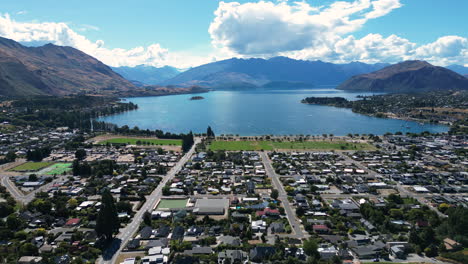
[414,36,468,65]
[0,13,210,68]
[209,0,403,55]
[290,33,416,64]
[209,0,467,66]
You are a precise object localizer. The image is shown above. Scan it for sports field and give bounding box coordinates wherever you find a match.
[208,140,375,151]
[156,199,188,209]
[98,137,182,146]
[45,163,72,175]
[10,162,53,172]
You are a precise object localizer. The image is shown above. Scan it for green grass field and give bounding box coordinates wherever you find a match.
[98,137,182,146]
[156,199,188,209]
[10,162,53,172]
[208,140,375,151]
[45,163,72,175]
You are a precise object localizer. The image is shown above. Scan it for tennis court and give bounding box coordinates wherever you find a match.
[156,199,188,210]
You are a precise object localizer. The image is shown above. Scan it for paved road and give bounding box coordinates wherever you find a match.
[99,138,200,264]
[0,173,67,204]
[0,174,25,201]
[259,152,308,240]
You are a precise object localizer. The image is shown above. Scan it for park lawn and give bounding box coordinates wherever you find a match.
[208,141,272,151]
[45,163,72,175]
[10,162,53,172]
[208,140,374,151]
[271,140,375,150]
[98,137,182,146]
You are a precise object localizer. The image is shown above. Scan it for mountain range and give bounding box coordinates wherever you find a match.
[0,37,207,97]
[111,65,180,86]
[0,36,467,96]
[114,59,468,90]
[446,64,468,75]
[338,60,468,92]
[0,36,136,97]
[162,57,390,88]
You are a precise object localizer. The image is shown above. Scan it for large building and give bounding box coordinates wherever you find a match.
[193,198,229,215]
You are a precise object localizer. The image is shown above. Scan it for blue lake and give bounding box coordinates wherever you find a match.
[98,88,448,136]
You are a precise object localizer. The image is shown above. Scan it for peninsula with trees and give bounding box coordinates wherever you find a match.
[302,90,468,134]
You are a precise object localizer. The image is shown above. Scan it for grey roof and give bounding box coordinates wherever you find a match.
[194,198,228,214]
[140,226,153,239]
[184,246,213,255]
[218,250,248,261]
[218,236,242,246]
[144,238,168,249]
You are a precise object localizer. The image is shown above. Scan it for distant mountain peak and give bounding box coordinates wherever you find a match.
[111,64,180,85]
[338,60,468,92]
[162,57,391,88]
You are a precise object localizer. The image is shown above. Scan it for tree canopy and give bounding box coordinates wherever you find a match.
[95,189,119,240]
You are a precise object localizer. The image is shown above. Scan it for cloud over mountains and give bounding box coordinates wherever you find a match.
[0,0,467,68]
[209,0,467,66]
[0,14,208,68]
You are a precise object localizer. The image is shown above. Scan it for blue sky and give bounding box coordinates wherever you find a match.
[0,0,466,67]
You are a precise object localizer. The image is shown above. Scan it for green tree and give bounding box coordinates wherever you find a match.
[0,203,14,218]
[271,189,279,200]
[28,174,38,181]
[182,131,194,152]
[303,238,320,259]
[424,245,438,257]
[20,243,38,256]
[75,149,87,160]
[207,126,215,138]
[420,227,436,249]
[5,151,16,162]
[296,206,305,217]
[162,186,171,196]
[96,189,119,240]
[68,198,78,209]
[143,211,152,226]
[6,214,22,230]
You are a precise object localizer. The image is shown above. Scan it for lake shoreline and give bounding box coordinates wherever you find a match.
[302,101,443,126]
[99,89,449,136]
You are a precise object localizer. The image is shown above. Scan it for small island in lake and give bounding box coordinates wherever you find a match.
[190,96,205,100]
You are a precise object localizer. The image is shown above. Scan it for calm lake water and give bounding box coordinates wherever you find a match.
[98,88,448,136]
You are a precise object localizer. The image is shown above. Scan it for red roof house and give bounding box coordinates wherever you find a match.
[65,218,81,227]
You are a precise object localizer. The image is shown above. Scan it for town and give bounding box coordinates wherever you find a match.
[0,1,467,263]
[0,119,466,264]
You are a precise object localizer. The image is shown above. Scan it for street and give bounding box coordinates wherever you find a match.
[259,152,309,240]
[99,138,200,264]
[0,174,69,204]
